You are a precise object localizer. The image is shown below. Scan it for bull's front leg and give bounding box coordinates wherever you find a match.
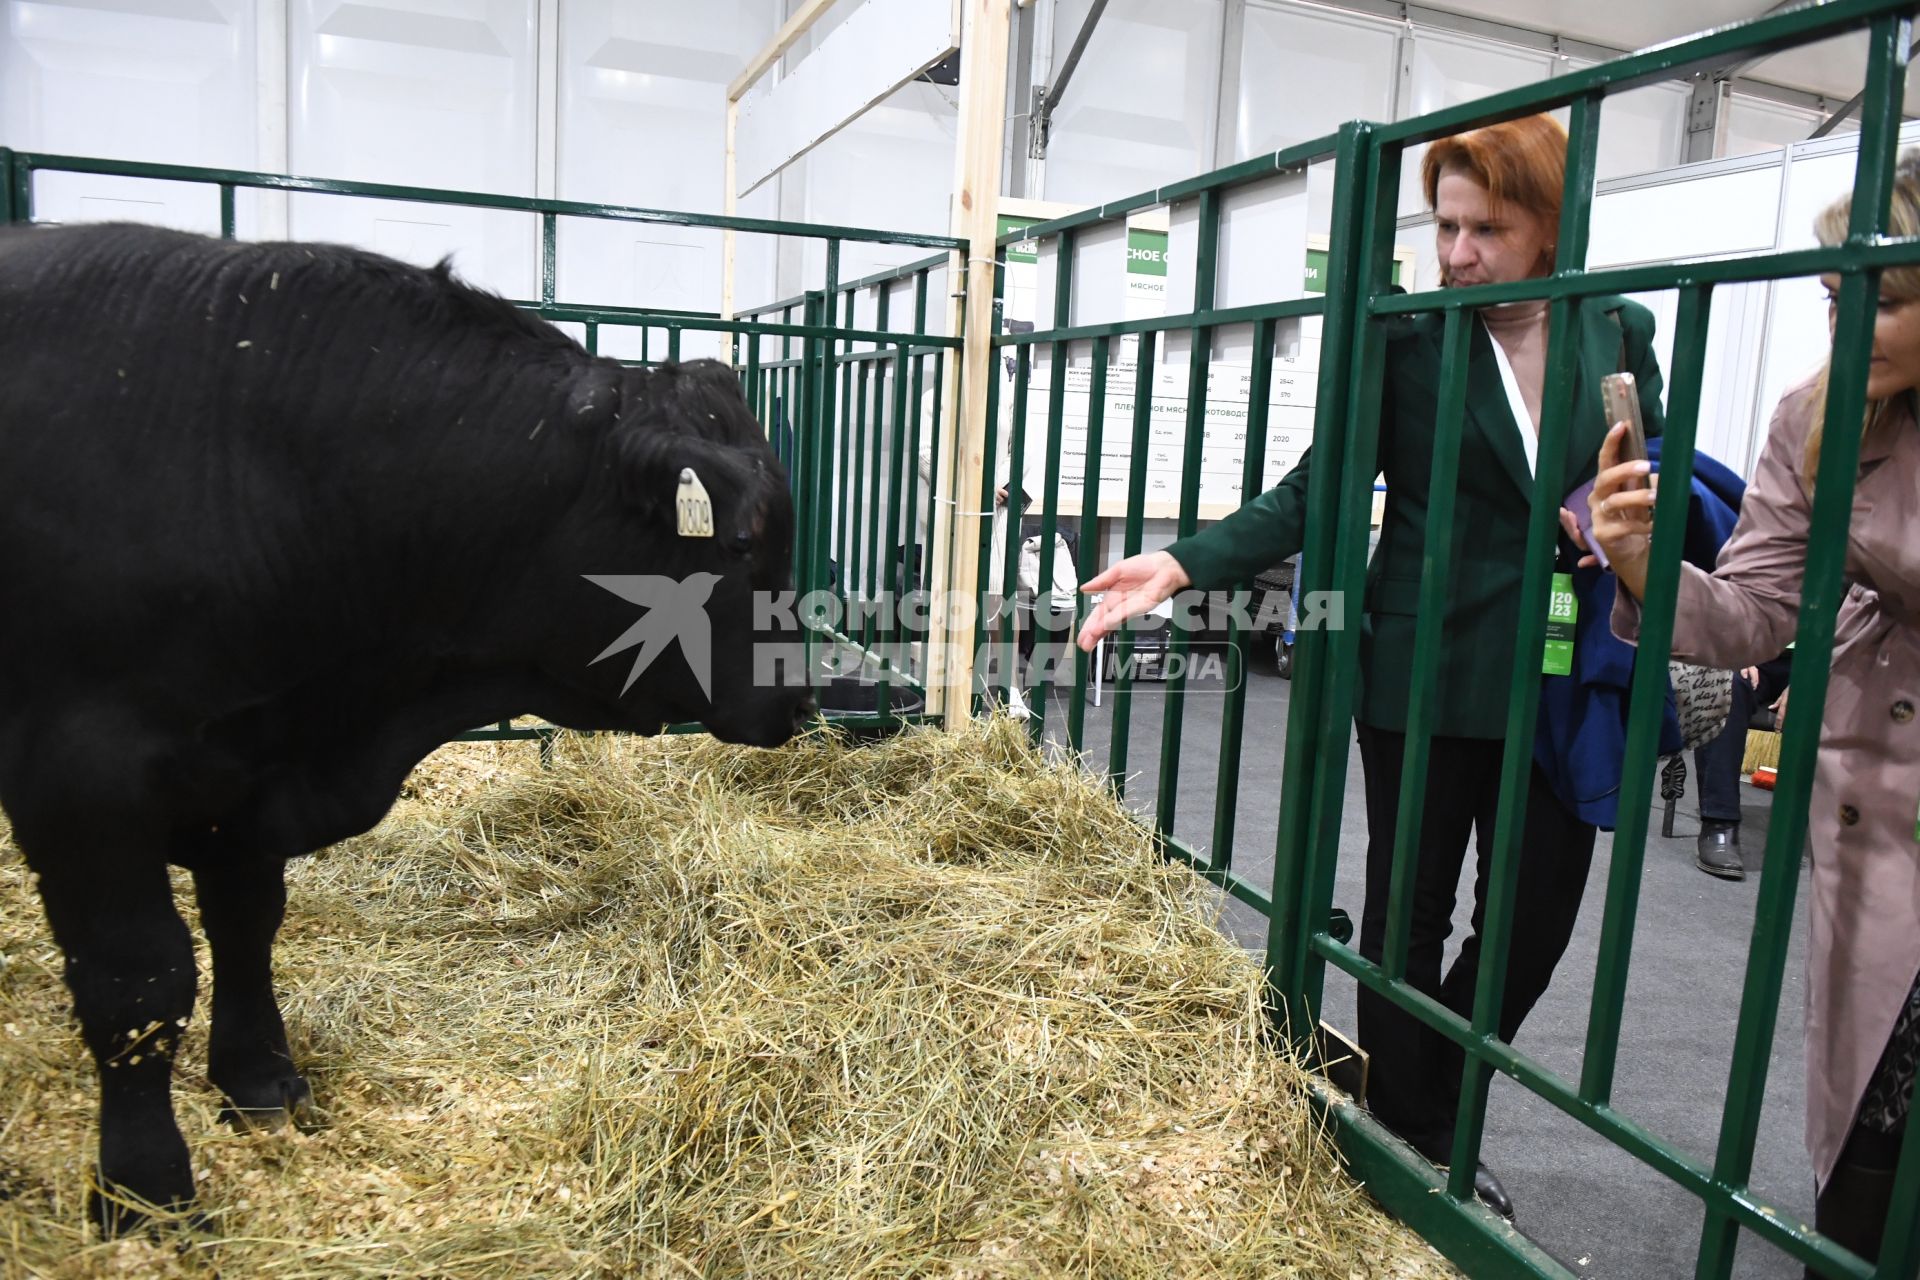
[192,856,309,1124]
[28,847,198,1235]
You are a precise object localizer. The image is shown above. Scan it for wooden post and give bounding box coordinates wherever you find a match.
[723,97,738,336]
[927,0,1012,724]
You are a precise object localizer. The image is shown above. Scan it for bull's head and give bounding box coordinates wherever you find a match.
[561,359,815,747]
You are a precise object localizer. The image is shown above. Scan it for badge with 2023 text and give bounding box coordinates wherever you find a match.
[1543,572,1577,677]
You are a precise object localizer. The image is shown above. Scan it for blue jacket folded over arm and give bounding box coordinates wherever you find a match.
[1533,440,1746,830]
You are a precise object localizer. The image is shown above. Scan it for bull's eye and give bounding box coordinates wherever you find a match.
[732,530,754,555]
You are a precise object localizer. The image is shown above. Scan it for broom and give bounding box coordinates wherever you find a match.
[1742,728,1781,775]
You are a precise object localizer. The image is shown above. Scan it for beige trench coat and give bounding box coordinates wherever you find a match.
[1616,375,1920,1187]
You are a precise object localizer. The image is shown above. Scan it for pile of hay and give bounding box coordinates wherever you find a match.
[0,720,1452,1278]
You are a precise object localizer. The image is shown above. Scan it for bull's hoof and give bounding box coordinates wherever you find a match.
[88,1172,201,1239]
[215,1070,312,1132]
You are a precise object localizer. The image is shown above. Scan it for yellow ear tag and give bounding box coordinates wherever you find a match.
[677,468,715,538]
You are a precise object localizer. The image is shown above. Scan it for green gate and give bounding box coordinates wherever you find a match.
[973,1,1920,1276]
[0,150,960,734]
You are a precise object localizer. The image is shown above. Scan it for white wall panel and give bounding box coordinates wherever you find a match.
[1398,32,1553,218]
[734,0,954,199]
[1233,1,1396,161]
[792,79,956,299]
[288,0,537,297]
[2,0,256,231]
[555,0,778,317]
[1588,166,1782,267]
[1724,93,1833,159]
[1754,146,1857,447]
[1574,72,1690,180]
[1040,0,1223,208]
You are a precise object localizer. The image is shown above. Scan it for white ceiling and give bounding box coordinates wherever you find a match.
[1415,0,1911,105]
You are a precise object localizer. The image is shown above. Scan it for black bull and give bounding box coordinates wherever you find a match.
[0,223,815,1231]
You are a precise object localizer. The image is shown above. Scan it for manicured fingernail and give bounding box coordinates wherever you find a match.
[1633,461,1652,474]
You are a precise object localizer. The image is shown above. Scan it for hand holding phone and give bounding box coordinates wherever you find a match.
[1570,372,1651,570]
[1600,371,1648,484]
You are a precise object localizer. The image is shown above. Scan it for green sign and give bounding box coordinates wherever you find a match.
[998,215,1040,265]
[1127,228,1168,276]
[1305,247,1403,294]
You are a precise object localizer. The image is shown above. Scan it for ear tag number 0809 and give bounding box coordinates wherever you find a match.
[677,468,714,538]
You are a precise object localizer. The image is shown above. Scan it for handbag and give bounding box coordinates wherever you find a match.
[1669,660,1732,751]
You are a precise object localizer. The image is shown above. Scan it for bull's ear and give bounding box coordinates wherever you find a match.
[612,428,744,531]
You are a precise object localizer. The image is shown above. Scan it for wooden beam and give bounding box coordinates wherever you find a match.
[729,0,838,104]
[927,0,1012,724]
[723,97,738,333]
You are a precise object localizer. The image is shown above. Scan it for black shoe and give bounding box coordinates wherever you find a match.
[1473,1163,1515,1220]
[1697,821,1745,880]
[1806,1157,1895,1278]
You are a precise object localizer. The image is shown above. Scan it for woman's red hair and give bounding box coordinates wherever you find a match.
[1421,114,1568,272]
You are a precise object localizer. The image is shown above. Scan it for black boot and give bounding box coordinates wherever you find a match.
[1472,1163,1514,1220]
[1697,819,1745,880]
[1805,1152,1897,1278]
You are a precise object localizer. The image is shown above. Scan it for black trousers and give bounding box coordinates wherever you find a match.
[1355,724,1598,1161]
[1695,653,1793,824]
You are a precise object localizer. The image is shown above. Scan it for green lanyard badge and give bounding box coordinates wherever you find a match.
[1544,572,1577,677]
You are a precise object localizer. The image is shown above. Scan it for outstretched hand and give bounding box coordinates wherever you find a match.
[1076,551,1192,652]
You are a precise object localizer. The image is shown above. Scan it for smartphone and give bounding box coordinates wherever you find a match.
[1600,371,1648,485]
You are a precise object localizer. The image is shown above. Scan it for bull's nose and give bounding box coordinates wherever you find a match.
[793,695,818,729]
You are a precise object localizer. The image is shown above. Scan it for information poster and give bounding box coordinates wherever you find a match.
[996,210,1360,518]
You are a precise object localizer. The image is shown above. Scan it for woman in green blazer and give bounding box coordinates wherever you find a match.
[1077,114,1667,1218]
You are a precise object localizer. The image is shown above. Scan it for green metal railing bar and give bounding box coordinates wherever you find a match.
[819,241,841,603]
[1205,315,1278,876]
[992,134,1339,251]
[1153,188,1222,841]
[1161,832,1276,917]
[1288,121,1400,1040]
[1578,283,1715,1103]
[878,343,911,716]
[1104,328,1159,794]
[1262,120,1376,1034]
[1370,237,1920,313]
[738,250,949,324]
[1325,1089,1576,1280]
[1063,334,1111,756]
[5,151,963,250]
[1442,90,1604,1207]
[1380,307,1469,983]
[996,296,1324,346]
[995,345,1031,706]
[1023,227,1077,742]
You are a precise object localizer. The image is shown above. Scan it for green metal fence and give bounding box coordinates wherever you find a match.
[981,1,1920,1276]
[734,253,961,720]
[0,148,961,734]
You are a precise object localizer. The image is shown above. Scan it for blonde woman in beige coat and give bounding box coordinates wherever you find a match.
[1586,158,1920,1273]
